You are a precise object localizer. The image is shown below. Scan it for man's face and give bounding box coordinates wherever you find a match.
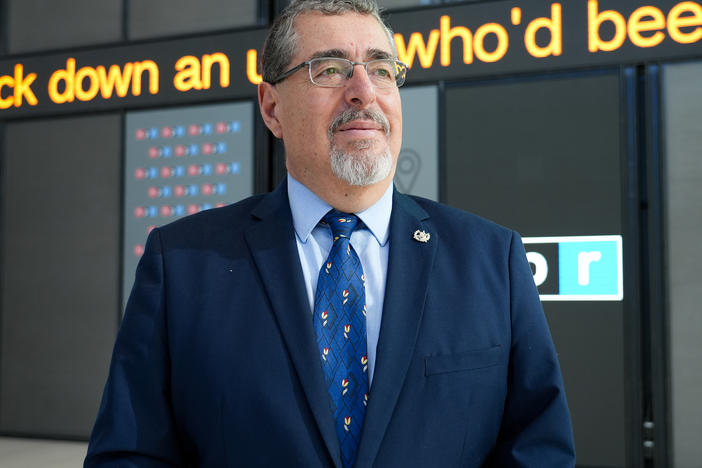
[263,11,402,193]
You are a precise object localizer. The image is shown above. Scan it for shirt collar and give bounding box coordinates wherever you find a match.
[287,173,393,246]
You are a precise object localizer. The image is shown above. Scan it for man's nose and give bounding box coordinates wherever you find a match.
[343,64,377,108]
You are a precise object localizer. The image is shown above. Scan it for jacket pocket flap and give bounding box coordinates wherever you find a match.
[424,345,503,376]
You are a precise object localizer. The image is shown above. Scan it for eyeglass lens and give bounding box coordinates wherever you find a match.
[309,58,404,88]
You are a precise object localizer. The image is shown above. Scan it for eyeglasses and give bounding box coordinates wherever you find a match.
[270,57,408,88]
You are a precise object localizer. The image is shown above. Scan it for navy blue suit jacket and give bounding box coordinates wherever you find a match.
[86,181,575,467]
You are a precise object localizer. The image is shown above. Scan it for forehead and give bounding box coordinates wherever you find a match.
[292,11,393,61]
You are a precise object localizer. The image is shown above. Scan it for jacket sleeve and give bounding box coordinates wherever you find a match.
[484,231,576,467]
[84,228,186,467]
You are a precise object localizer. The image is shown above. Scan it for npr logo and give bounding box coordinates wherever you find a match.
[523,235,623,301]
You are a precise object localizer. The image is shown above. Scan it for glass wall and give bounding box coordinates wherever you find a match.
[662,60,702,468]
[396,85,439,200]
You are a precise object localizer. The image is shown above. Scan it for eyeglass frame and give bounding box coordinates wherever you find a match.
[268,56,409,88]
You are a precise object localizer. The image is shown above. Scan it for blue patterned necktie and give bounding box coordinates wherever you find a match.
[313,210,369,468]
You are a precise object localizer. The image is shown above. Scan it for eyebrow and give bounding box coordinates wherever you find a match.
[366,48,393,60]
[309,49,348,60]
[307,48,394,61]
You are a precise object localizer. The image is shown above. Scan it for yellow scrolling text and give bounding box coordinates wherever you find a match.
[0,64,38,109]
[48,58,159,103]
[2,2,702,109]
[174,53,230,91]
[393,7,563,69]
[588,0,702,52]
[246,49,263,85]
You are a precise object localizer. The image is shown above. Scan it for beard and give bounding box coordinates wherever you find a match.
[328,109,394,187]
[330,141,393,187]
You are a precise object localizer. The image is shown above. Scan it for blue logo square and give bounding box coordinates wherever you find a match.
[559,241,620,296]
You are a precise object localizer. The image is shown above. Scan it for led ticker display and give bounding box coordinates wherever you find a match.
[1,0,701,118]
[122,101,254,308]
[0,28,267,118]
[389,0,702,82]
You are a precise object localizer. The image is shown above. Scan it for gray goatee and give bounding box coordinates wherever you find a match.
[328,108,393,186]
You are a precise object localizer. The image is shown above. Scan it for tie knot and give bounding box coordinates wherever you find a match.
[323,210,359,239]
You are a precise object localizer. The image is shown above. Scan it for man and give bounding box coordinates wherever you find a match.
[85,0,575,466]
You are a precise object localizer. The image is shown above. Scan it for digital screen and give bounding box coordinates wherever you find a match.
[123,101,254,308]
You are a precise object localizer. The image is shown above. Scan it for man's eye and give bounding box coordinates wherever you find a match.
[371,66,393,79]
[322,67,339,75]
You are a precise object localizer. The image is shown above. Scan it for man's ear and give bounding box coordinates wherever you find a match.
[258,82,283,139]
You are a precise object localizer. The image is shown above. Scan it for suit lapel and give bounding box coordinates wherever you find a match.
[355,191,437,467]
[244,182,342,468]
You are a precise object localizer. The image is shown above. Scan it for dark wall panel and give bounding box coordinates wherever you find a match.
[445,74,622,236]
[128,0,258,40]
[1,114,121,438]
[8,0,122,54]
[445,72,627,467]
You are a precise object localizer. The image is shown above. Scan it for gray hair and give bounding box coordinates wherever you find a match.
[261,0,396,83]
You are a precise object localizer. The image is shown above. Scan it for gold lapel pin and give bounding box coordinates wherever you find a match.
[413,230,430,243]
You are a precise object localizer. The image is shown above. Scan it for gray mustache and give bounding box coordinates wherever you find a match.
[328,108,390,138]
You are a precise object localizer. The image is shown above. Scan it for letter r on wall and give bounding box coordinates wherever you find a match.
[577,251,602,286]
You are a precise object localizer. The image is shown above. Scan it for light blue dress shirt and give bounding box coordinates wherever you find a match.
[287,174,392,386]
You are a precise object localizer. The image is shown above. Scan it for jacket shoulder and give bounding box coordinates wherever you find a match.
[404,194,515,245]
[152,192,270,247]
